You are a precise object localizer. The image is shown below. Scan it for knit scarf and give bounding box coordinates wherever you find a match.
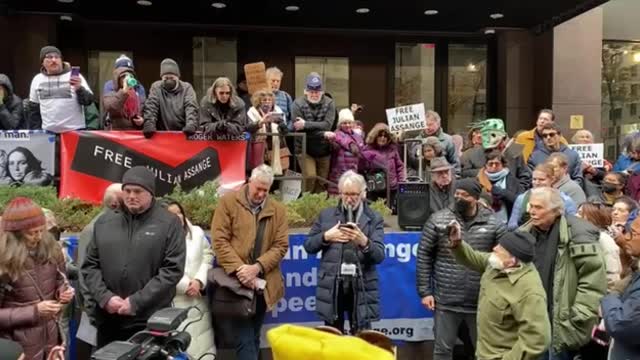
[486,168,509,214]
[248,107,282,175]
[123,88,140,120]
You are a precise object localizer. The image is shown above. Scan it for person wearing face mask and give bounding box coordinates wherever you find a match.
[587,172,626,207]
[449,230,551,360]
[417,178,505,360]
[517,187,606,360]
[143,58,199,138]
[200,77,247,137]
[324,109,364,195]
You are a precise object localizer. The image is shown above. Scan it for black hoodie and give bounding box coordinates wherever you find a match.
[0,74,23,129]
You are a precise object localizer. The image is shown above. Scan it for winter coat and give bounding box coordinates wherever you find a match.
[327,129,364,195]
[103,79,146,105]
[452,242,551,360]
[518,216,607,353]
[0,246,67,360]
[81,201,186,329]
[515,128,569,163]
[199,93,247,136]
[477,169,522,220]
[173,221,215,359]
[0,74,23,129]
[460,142,531,190]
[417,206,505,312]
[360,123,406,190]
[290,95,336,158]
[601,270,640,360]
[409,128,460,177]
[102,68,144,130]
[528,144,584,188]
[143,80,199,131]
[211,185,289,310]
[507,190,577,230]
[304,202,385,328]
[555,174,587,207]
[596,231,621,291]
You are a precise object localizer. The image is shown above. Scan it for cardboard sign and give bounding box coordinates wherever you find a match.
[244,62,269,95]
[568,143,604,167]
[385,103,427,133]
[280,169,302,203]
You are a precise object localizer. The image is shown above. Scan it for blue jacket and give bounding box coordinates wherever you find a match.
[528,144,583,188]
[601,271,640,360]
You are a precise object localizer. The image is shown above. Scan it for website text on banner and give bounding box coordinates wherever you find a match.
[262,232,433,345]
[59,131,247,203]
[385,103,427,133]
[0,130,55,187]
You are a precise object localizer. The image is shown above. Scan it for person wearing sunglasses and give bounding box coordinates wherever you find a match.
[528,122,584,188]
[515,109,569,163]
[200,77,247,138]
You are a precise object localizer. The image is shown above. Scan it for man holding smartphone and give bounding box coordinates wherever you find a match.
[417,178,505,360]
[28,46,94,132]
[305,170,385,334]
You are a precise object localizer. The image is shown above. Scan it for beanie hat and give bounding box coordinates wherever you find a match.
[337,109,355,125]
[40,46,61,62]
[121,166,156,196]
[160,58,180,78]
[455,178,482,200]
[1,197,46,232]
[305,73,323,91]
[498,231,536,263]
[114,54,134,70]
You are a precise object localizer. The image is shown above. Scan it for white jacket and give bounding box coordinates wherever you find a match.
[173,221,216,358]
[599,231,622,291]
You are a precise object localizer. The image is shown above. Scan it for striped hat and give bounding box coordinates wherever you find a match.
[1,197,46,232]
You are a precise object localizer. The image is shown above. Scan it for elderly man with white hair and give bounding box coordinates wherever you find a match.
[212,164,289,360]
[77,183,123,349]
[408,110,460,177]
[305,170,385,334]
[518,187,607,360]
[266,67,293,123]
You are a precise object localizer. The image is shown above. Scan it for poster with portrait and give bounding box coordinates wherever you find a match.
[0,130,56,187]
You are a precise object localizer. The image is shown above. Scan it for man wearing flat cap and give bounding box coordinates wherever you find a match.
[428,157,456,214]
[81,166,186,347]
[450,230,551,360]
[417,178,505,360]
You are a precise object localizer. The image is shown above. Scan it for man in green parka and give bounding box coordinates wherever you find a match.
[450,224,551,360]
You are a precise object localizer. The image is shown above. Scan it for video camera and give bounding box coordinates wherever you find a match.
[92,307,206,360]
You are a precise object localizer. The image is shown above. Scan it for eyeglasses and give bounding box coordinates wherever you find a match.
[217,91,231,95]
[378,133,389,138]
[542,132,558,139]
[44,54,60,60]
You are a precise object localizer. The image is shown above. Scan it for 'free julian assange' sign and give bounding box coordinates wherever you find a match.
[568,143,604,167]
[385,103,427,132]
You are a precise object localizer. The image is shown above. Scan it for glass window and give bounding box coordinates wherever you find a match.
[294,57,349,110]
[394,43,435,108]
[87,51,133,106]
[193,37,237,100]
[602,41,640,159]
[447,44,487,136]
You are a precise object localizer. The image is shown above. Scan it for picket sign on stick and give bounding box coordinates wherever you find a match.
[244,62,269,95]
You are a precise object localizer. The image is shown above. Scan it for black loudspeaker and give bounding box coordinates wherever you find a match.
[397,182,430,230]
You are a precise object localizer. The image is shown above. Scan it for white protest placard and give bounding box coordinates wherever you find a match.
[568,143,604,167]
[280,170,302,203]
[385,103,427,133]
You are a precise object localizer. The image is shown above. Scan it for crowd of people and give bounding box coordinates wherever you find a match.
[1,44,640,360]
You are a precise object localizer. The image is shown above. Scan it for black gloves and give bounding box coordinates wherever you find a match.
[183,123,198,136]
[143,121,156,139]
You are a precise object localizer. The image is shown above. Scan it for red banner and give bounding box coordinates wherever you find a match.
[60,131,247,203]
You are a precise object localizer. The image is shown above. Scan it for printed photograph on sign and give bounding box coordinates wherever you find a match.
[385,103,427,133]
[0,131,55,187]
[568,143,604,167]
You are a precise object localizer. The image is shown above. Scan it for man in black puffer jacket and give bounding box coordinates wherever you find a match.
[417,178,505,360]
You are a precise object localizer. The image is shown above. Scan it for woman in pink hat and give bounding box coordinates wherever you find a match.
[0,197,74,360]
